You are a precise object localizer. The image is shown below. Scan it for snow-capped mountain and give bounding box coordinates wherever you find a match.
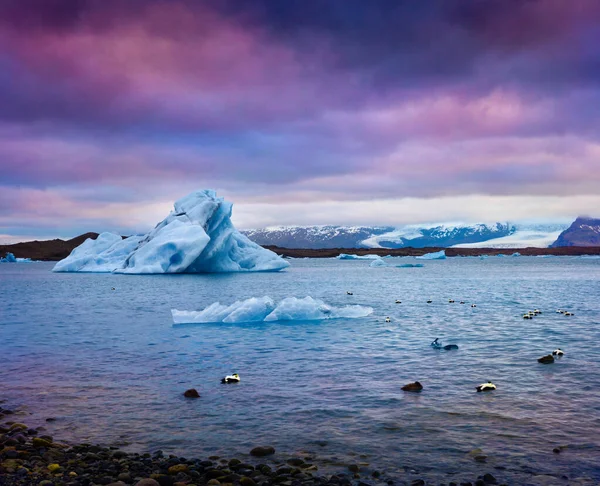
[550,217,600,247]
[242,226,394,249]
[242,222,571,249]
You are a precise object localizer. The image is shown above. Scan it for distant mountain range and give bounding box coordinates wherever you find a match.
[243,222,572,249]
[550,217,600,247]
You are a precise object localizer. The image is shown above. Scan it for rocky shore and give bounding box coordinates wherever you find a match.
[1,405,509,486]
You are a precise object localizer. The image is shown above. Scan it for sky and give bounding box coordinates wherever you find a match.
[1,0,600,243]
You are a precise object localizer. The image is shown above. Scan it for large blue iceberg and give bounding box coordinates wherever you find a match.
[53,190,289,274]
[172,296,373,324]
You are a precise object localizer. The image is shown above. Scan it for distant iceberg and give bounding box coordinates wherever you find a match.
[0,252,17,263]
[336,253,382,260]
[396,263,424,268]
[171,296,373,324]
[369,258,387,267]
[416,250,446,260]
[53,190,289,274]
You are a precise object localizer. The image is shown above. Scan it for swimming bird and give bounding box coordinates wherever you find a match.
[111,287,115,290]
[564,311,574,316]
[476,381,496,392]
[395,300,402,304]
[460,301,465,305]
[533,309,542,315]
[552,349,564,357]
[471,304,477,308]
[556,309,564,314]
[346,291,353,295]
[427,299,433,304]
[443,344,459,350]
[523,314,533,319]
[221,373,240,384]
[385,317,391,323]
[431,338,442,349]
[538,354,554,364]
[401,381,423,392]
[449,299,455,303]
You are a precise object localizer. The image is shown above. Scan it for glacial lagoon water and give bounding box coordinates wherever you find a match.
[1,257,600,484]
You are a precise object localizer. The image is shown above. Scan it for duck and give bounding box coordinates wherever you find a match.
[538,354,554,364]
[476,381,496,392]
[427,299,433,304]
[431,338,459,350]
[346,291,354,295]
[533,309,542,315]
[564,311,574,316]
[556,309,564,314]
[111,287,116,291]
[552,348,564,357]
[395,300,402,304]
[448,299,455,303]
[460,301,465,305]
[523,314,533,319]
[401,381,423,392]
[221,373,240,384]
[471,304,477,308]
[385,317,391,323]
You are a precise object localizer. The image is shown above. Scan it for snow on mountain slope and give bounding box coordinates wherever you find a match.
[360,223,513,248]
[454,224,569,248]
[243,222,570,249]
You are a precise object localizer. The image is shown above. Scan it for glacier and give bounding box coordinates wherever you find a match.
[53,190,289,274]
[416,250,447,260]
[171,296,374,324]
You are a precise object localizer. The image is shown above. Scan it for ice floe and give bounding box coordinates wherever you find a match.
[171,296,373,324]
[416,250,447,260]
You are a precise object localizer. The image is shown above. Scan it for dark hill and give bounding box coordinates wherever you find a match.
[0,233,99,261]
[551,217,600,247]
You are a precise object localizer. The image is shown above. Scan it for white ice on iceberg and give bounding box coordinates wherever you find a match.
[336,253,382,260]
[53,190,289,274]
[171,296,373,324]
[416,250,446,260]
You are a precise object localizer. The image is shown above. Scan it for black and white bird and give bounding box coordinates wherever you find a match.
[476,381,496,392]
[552,348,565,357]
[221,373,240,384]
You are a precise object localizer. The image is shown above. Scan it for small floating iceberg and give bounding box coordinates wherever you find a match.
[0,252,33,263]
[337,253,382,260]
[396,263,424,268]
[172,296,373,324]
[0,252,17,263]
[416,250,446,260]
[53,190,289,274]
[369,258,387,267]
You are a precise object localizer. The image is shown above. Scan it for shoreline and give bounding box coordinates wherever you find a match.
[0,403,507,486]
[3,403,595,486]
[2,232,600,262]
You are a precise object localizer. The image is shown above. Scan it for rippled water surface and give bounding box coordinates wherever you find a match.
[2,257,600,484]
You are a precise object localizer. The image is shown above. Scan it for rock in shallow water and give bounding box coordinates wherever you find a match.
[183,389,200,398]
[250,446,275,457]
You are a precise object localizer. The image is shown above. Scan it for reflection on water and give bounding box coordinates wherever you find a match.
[1,257,600,483]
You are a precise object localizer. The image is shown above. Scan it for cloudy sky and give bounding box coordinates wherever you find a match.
[1,0,600,242]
